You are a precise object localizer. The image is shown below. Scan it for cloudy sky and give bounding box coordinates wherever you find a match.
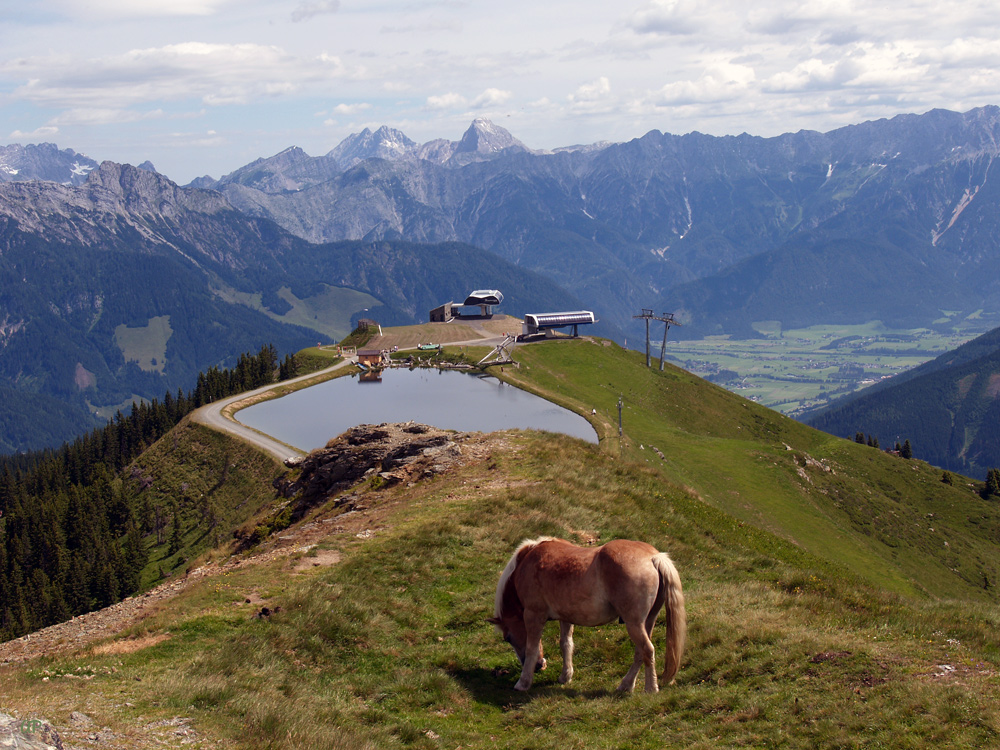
[1,0,998,183]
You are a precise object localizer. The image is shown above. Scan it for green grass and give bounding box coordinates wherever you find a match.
[114,315,172,373]
[4,335,1000,748]
[4,432,1000,749]
[215,283,382,341]
[293,346,347,375]
[270,285,382,342]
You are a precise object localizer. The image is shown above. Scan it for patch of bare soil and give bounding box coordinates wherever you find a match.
[293,549,342,571]
[366,315,522,352]
[90,634,171,657]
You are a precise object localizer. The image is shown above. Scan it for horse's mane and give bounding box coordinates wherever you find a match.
[494,536,558,620]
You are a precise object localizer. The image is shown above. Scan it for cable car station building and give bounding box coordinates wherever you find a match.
[429,289,504,322]
[521,311,596,337]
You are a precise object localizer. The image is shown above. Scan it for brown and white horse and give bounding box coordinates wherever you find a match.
[489,537,686,693]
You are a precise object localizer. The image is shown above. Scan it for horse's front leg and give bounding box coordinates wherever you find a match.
[514,613,547,691]
[559,621,574,684]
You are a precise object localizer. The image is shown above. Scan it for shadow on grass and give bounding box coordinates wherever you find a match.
[447,665,618,706]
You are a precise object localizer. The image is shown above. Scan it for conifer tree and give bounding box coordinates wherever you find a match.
[169,507,183,556]
[982,468,1000,500]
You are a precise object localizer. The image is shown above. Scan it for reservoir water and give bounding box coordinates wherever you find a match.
[237,367,598,451]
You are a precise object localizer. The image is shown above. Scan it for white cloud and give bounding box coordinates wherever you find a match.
[472,88,512,108]
[763,58,862,93]
[567,77,614,115]
[291,0,340,23]
[425,92,468,110]
[746,0,860,36]
[627,0,704,35]
[927,37,1000,68]
[1,43,351,110]
[332,102,372,115]
[570,76,611,103]
[763,43,929,95]
[9,125,59,140]
[646,62,756,105]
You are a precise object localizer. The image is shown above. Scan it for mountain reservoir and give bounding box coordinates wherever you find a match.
[236,367,598,451]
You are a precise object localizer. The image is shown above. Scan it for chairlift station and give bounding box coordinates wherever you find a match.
[427,289,596,339]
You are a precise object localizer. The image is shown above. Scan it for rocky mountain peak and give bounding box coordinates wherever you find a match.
[0,160,232,248]
[326,126,418,169]
[454,118,527,156]
[84,161,203,213]
[0,142,99,186]
[209,145,335,193]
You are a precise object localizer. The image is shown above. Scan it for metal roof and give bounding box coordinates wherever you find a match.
[526,311,595,328]
[463,289,503,306]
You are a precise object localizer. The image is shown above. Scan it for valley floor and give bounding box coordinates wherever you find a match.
[668,318,996,417]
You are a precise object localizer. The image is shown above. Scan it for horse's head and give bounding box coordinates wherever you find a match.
[488,615,546,671]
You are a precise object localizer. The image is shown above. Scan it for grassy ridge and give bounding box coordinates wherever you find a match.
[504,339,1000,603]
[3,338,1000,748]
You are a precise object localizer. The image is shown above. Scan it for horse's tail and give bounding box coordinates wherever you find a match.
[653,552,686,685]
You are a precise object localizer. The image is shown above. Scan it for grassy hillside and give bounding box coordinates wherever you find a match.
[504,339,1000,602]
[124,419,288,589]
[3,339,1000,748]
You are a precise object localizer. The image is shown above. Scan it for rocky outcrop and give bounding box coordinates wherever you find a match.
[275,422,468,518]
[0,713,62,749]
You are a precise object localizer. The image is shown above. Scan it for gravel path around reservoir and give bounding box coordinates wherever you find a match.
[190,356,357,461]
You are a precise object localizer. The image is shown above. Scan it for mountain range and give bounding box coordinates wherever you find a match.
[191,107,1000,336]
[5,106,1000,453]
[0,142,153,186]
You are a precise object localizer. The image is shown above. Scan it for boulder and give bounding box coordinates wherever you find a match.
[0,713,63,749]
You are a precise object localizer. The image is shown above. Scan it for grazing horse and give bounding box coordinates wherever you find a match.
[489,536,686,693]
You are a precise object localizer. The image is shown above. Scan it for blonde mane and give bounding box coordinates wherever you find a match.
[494,537,557,620]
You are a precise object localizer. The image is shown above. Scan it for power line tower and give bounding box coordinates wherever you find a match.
[632,309,681,370]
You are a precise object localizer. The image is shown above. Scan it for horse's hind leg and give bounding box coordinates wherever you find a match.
[619,622,658,693]
[559,622,574,684]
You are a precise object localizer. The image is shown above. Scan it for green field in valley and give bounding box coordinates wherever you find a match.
[664,314,1000,417]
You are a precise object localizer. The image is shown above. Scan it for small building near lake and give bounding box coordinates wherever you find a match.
[430,302,458,323]
[357,349,389,368]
